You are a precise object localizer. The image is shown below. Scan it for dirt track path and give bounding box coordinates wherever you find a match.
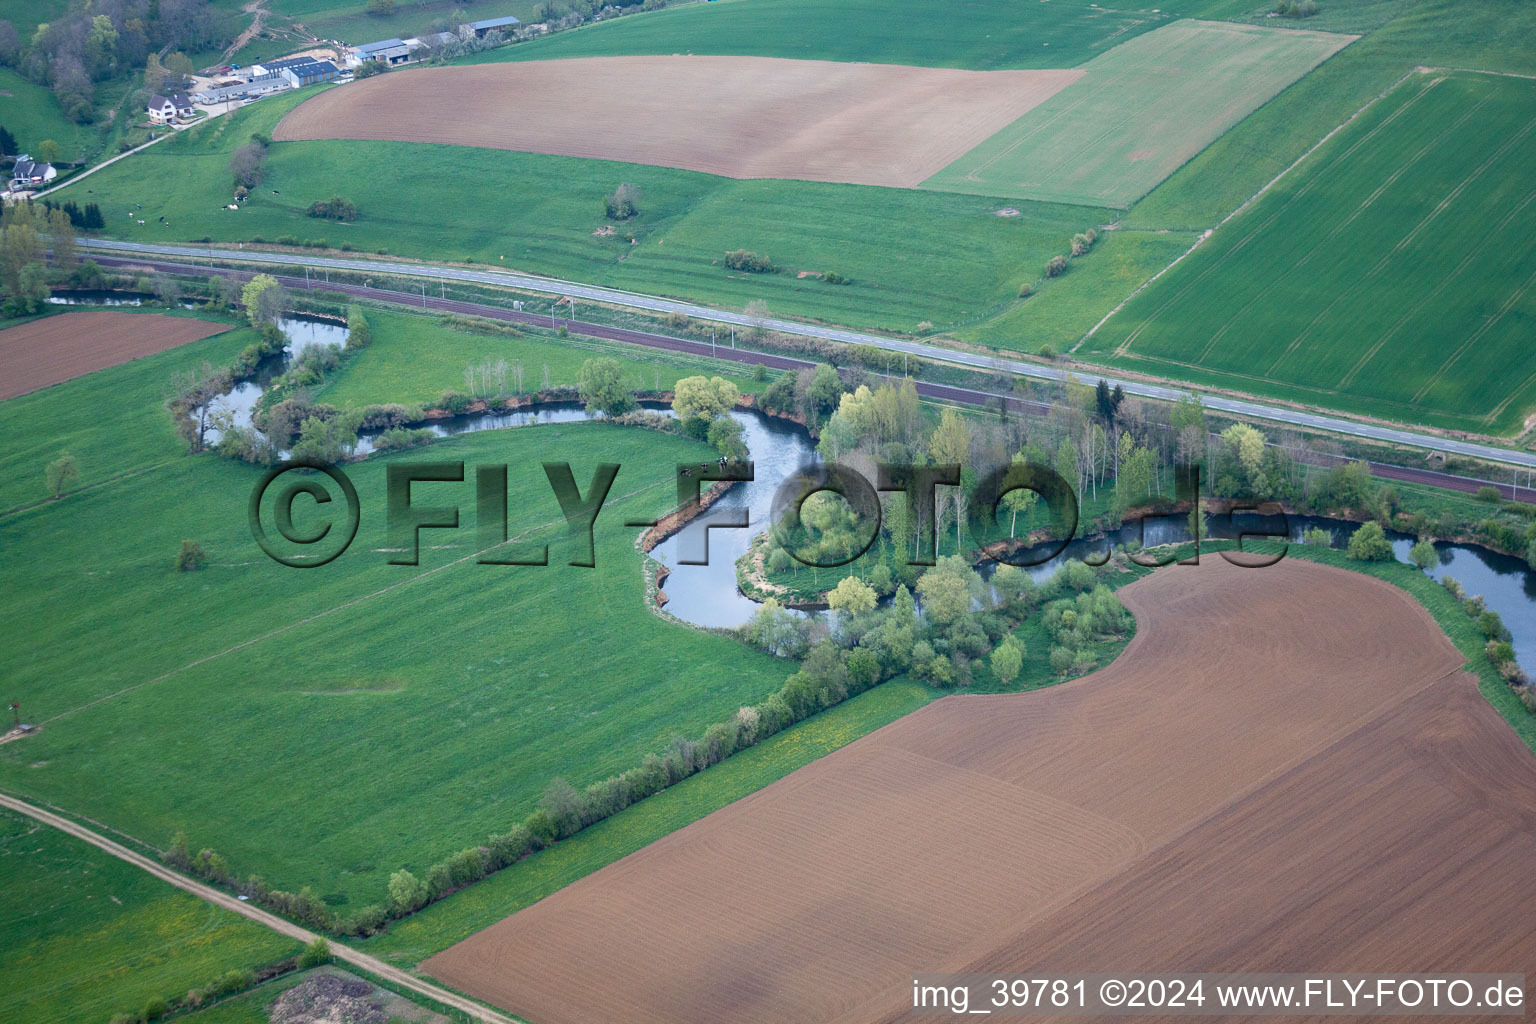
[0,793,515,1024]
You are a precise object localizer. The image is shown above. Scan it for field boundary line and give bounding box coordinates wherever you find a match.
[39,474,672,726]
[0,792,517,1023]
[1076,65,1425,355]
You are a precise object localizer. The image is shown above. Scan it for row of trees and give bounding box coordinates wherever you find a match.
[1,200,76,314]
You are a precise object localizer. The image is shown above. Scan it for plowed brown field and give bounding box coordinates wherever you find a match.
[0,312,228,400]
[273,57,1082,188]
[424,559,1536,1024]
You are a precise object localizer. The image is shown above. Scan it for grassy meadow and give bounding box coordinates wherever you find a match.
[961,227,1196,354]
[60,92,1107,333]
[922,20,1354,208]
[1086,70,1536,434]
[0,319,795,908]
[475,0,1172,70]
[319,307,766,408]
[0,808,298,1024]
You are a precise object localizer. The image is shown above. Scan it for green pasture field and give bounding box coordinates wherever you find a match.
[319,308,763,409]
[0,808,298,1024]
[475,0,1171,70]
[1085,70,1536,435]
[60,93,1107,333]
[0,334,789,905]
[922,19,1354,209]
[264,0,536,55]
[960,227,1196,353]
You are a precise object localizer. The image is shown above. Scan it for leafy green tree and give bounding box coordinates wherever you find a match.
[578,357,636,416]
[36,138,60,164]
[241,274,286,327]
[991,637,1023,687]
[672,374,737,423]
[827,576,877,616]
[387,869,428,915]
[706,415,747,460]
[928,407,971,466]
[298,937,331,968]
[45,453,79,498]
[803,363,843,426]
[1409,540,1437,571]
[1346,521,1394,562]
[916,555,982,627]
[345,306,372,350]
[1303,526,1331,546]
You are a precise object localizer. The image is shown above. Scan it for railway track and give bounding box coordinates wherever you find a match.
[85,254,1536,505]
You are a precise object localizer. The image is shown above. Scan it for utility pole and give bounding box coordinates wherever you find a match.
[712,332,716,357]
[7,701,18,730]
[421,282,426,308]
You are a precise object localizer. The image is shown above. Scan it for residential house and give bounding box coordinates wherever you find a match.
[9,155,57,190]
[147,92,195,124]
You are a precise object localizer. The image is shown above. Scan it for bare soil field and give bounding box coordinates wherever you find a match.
[424,558,1536,1024]
[273,57,1082,188]
[0,312,228,400]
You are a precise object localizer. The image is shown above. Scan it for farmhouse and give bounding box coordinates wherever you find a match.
[146,92,195,124]
[468,15,521,37]
[355,38,413,65]
[8,155,56,190]
[282,60,340,87]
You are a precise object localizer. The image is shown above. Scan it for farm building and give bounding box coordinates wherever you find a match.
[355,38,413,65]
[192,74,291,105]
[8,155,56,190]
[282,60,341,87]
[252,55,325,76]
[146,93,195,124]
[468,15,521,37]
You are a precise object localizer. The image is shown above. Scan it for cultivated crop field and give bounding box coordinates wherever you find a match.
[424,558,1536,1024]
[275,57,1081,189]
[478,0,1173,70]
[1086,70,1536,434]
[0,310,231,400]
[922,20,1355,208]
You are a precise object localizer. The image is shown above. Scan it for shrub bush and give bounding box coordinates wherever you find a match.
[307,196,358,221]
[1346,521,1394,561]
[176,539,206,572]
[724,249,777,273]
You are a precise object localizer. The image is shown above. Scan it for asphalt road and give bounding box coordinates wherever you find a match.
[0,791,514,1023]
[83,251,1536,505]
[78,238,1536,470]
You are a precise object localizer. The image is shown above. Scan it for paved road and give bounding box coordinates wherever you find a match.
[78,238,1536,470]
[0,791,514,1023]
[83,252,1536,504]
